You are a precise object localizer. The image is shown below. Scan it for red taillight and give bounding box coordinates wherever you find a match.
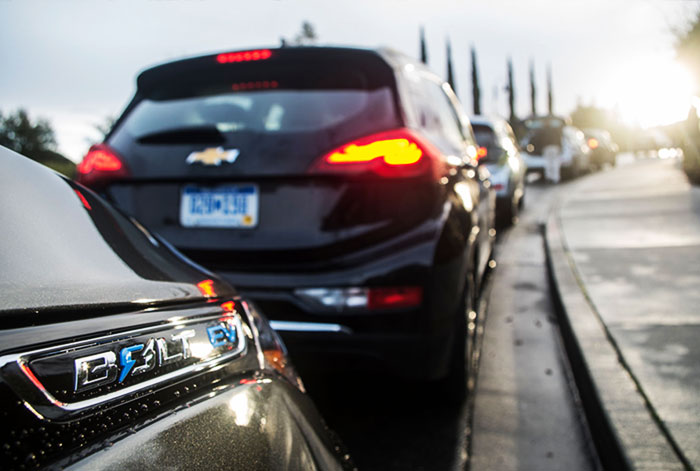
[476,146,488,161]
[588,138,599,149]
[310,128,442,178]
[216,49,272,64]
[368,286,423,310]
[76,144,129,189]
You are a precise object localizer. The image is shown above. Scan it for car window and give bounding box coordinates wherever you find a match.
[406,74,466,156]
[122,88,395,137]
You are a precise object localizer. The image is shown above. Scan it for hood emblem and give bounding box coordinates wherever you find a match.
[186,147,240,166]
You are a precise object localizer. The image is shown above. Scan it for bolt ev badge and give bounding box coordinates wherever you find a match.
[186,147,240,166]
[0,309,248,420]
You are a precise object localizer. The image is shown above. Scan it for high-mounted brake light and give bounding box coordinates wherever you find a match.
[310,128,443,178]
[76,144,129,189]
[216,49,272,64]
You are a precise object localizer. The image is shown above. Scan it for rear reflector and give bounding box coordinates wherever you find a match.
[217,49,272,64]
[310,128,442,178]
[368,286,423,310]
[295,286,423,311]
[76,144,129,189]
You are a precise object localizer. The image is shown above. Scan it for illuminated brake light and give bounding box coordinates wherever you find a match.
[588,138,599,149]
[327,138,422,165]
[311,128,442,178]
[368,287,423,310]
[476,146,488,161]
[76,144,129,189]
[217,49,272,64]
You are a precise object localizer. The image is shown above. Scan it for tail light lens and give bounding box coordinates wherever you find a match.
[216,49,273,64]
[295,286,423,311]
[587,138,599,149]
[77,144,129,189]
[476,146,488,162]
[368,286,423,310]
[309,128,443,178]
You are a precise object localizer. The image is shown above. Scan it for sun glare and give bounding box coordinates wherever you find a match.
[601,56,694,128]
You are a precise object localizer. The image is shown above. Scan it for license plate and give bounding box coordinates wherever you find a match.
[180,185,258,228]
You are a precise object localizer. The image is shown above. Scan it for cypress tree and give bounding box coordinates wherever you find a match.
[529,60,537,116]
[507,58,516,122]
[446,38,456,95]
[471,46,481,115]
[420,27,428,64]
[547,63,554,115]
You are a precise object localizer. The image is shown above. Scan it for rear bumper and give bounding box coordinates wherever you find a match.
[272,319,454,381]
[216,239,464,380]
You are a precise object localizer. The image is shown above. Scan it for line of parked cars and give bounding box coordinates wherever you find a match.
[520,115,617,180]
[0,45,610,469]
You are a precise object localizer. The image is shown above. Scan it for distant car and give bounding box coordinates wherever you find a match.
[471,115,526,227]
[583,128,617,169]
[522,116,591,179]
[76,46,496,396]
[0,146,353,470]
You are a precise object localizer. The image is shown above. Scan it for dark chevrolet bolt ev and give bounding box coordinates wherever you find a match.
[0,147,352,470]
[77,47,496,393]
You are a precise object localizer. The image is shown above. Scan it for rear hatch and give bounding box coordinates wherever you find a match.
[102,48,441,273]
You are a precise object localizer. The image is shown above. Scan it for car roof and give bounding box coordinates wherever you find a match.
[470,115,508,128]
[137,46,402,92]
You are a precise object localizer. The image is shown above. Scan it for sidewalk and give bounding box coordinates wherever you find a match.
[546,157,700,471]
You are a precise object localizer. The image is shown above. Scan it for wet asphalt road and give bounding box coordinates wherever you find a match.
[300,176,599,471]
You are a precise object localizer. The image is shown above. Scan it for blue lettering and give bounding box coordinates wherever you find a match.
[207,323,237,347]
[119,344,144,382]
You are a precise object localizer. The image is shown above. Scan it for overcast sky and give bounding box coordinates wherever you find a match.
[0,0,695,162]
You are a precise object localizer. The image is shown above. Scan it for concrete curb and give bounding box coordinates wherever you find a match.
[544,210,687,471]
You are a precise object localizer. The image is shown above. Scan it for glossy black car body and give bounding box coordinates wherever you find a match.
[0,147,352,470]
[78,47,496,386]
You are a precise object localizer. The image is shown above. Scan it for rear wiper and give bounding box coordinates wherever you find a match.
[136,126,225,145]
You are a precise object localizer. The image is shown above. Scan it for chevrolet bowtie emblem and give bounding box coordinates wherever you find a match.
[186,147,240,166]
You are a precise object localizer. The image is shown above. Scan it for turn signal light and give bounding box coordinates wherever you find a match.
[76,144,129,189]
[310,128,441,178]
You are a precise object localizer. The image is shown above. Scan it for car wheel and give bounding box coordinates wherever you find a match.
[496,194,517,228]
[440,270,475,404]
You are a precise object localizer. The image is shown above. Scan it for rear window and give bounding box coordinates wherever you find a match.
[122,89,393,138]
[116,61,399,147]
[473,124,496,148]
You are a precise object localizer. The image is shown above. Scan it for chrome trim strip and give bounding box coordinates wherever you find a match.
[0,313,247,414]
[269,321,352,334]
